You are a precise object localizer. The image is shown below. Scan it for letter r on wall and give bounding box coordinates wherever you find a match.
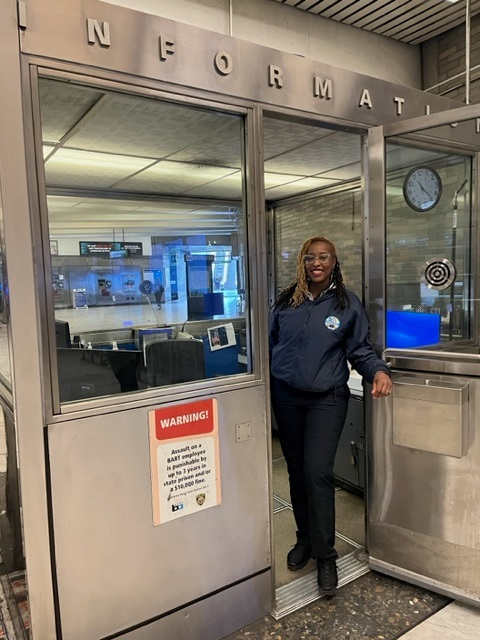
[268,65,284,88]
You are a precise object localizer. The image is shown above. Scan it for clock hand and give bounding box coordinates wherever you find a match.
[417,181,432,198]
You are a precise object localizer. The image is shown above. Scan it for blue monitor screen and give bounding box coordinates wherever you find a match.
[386,311,441,349]
[203,293,224,316]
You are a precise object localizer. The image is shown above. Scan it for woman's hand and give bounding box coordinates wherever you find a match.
[372,371,392,399]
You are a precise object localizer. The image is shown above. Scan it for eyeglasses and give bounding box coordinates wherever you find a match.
[303,253,331,264]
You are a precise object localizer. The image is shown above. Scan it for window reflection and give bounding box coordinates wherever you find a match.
[385,141,473,348]
[263,115,363,303]
[38,78,250,404]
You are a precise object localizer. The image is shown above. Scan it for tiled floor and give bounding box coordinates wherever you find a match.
[226,572,456,640]
[399,601,480,640]
[225,434,480,641]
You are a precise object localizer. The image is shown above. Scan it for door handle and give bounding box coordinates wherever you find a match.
[349,441,358,466]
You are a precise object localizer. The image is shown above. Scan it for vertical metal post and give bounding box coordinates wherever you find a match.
[465,0,471,104]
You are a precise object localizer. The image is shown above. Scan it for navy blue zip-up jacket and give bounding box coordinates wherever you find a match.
[269,288,389,393]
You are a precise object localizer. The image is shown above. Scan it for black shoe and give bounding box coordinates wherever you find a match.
[317,559,338,596]
[287,539,311,571]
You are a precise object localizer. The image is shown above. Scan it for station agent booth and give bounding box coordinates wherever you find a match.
[0,0,478,639]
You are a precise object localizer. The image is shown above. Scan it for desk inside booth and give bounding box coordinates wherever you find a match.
[56,321,247,402]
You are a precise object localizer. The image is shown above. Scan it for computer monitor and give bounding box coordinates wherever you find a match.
[203,293,224,316]
[136,327,174,351]
[55,320,72,348]
[386,310,441,349]
[56,347,142,401]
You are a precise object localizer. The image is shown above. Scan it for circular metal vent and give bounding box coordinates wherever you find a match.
[423,258,456,290]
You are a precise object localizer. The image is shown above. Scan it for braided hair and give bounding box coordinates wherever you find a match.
[274,236,350,311]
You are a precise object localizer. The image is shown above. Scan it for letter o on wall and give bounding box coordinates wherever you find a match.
[214,52,233,76]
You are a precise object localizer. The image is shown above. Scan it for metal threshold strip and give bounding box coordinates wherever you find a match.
[271,549,370,620]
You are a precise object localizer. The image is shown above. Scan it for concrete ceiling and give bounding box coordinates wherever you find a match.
[272,0,478,45]
[41,78,365,239]
[40,78,448,240]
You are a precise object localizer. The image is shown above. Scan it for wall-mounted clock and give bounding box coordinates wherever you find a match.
[403,165,442,212]
[139,279,154,295]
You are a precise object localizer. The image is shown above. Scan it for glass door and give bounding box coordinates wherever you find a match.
[366,103,479,605]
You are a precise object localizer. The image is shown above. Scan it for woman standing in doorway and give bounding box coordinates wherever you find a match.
[269,236,392,597]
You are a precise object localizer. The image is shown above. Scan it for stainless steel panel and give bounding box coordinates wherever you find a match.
[392,376,469,457]
[380,104,480,138]
[0,2,57,638]
[21,0,460,126]
[394,376,469,403]
[48,386,271,640]
[117,571,271,640]
[368,374,479,603]
[384,347,480,377]
[369,523,480,607]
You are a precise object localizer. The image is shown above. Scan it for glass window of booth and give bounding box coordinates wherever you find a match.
[37,77,250,404]
[385,140,474,349]
[264,115,364,304]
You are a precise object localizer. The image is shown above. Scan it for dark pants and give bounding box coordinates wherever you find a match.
[271,376,350,560]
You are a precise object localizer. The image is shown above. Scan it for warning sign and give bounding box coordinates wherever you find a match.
[148,399,221,525]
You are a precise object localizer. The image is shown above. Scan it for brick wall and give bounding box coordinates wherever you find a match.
[273,189,363,299]
[422,14,480,103]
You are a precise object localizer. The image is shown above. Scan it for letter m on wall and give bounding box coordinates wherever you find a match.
[314,77,332,100]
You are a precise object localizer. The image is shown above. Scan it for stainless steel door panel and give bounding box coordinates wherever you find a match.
[384,349,480,377]
[369,375,479,602]
[369,524,479,604]
[392,375,469,457]
[117,572,271,640]
[394,376,469,404]
[48,386,270,640]
[366,106,479,604]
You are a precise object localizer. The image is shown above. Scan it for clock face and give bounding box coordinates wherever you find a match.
[403,166,442,212]
[139,279,154,295]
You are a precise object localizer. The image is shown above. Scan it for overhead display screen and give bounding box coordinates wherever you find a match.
[79,241,143,256]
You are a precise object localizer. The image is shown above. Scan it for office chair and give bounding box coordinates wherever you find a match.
[139,338,205,387]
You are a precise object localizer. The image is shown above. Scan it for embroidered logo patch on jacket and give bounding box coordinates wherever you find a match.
[325,316,340,330]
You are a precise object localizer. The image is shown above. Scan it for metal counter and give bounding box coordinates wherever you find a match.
[368,348,480,605]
